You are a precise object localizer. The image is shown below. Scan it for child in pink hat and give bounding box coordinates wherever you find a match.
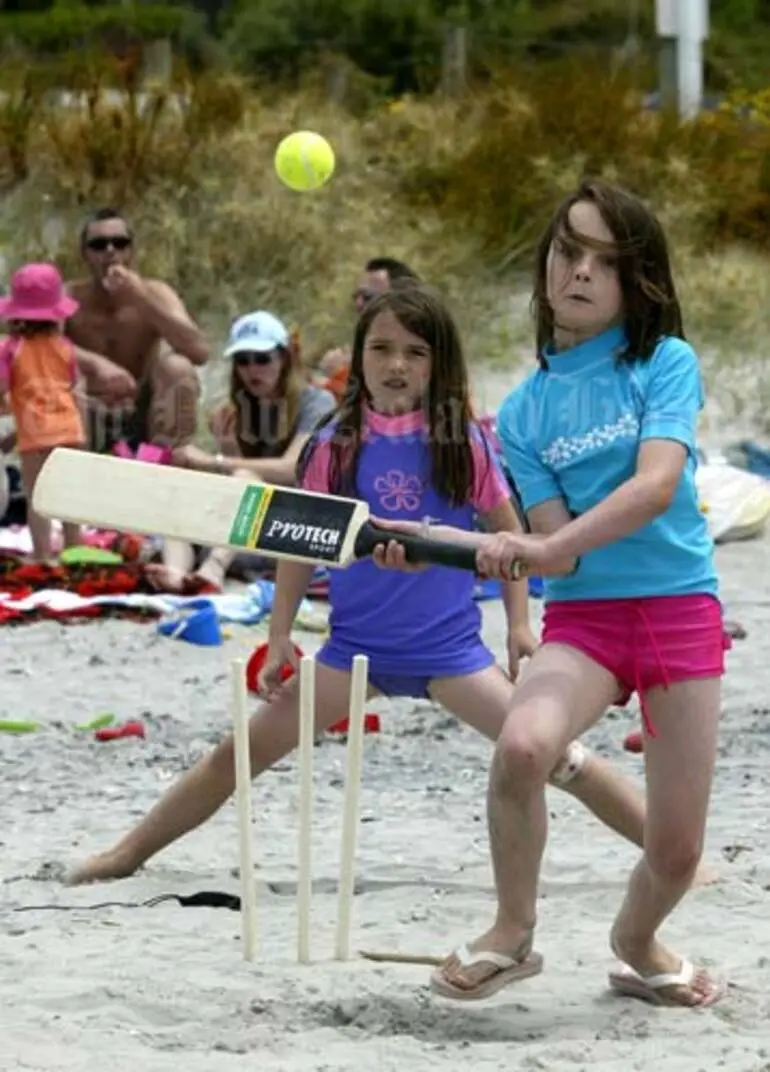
[0,262,86,560]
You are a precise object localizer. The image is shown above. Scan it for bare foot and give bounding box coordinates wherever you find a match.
[610,926,725,1007]
[145,558,226,594]
[195,556,227,590]
[65,850,137,886]
[145,563,187,593]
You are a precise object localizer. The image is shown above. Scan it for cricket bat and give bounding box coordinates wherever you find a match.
[32,448,486,573]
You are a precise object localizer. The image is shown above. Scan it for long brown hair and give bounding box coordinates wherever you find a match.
[229,327,304,456]
[299,284,484,506]
[533,178,685,367]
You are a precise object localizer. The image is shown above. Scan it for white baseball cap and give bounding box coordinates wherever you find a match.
[224,310,289,357]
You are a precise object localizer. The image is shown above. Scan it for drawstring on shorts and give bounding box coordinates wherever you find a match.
[632,604,670,740]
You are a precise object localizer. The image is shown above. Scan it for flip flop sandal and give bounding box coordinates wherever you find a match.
[608,958,727,1008]
[430,942,544,1002]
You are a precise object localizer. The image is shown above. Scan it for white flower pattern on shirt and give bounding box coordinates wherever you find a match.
[540,411,640,468]
[373,469,424,512]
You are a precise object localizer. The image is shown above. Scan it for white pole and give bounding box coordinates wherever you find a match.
[677,0,704,119]
[656,0,708,120]
[296,656,316,965]
[335,654,369,961]
[231,660,257,962]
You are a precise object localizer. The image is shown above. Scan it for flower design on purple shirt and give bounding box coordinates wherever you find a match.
[373,469,423,512]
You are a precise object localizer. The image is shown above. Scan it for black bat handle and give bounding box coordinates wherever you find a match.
[355,520,521,578]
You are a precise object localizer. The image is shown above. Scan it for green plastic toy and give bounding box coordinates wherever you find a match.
[0,720,40,733]
[59,546,123,567]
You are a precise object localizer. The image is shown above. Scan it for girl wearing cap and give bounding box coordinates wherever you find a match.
[148,310,336,592]
[201,310,337,483]
[0,262,85,560]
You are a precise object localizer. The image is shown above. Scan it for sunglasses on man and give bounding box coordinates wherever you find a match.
[86,236,133,252]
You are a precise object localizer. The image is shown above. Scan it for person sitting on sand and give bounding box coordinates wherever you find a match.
[65,283,715,899]
[66,208,210,456]
[64,207,211,575]
[317,257,421,401]
[147,310,336,593]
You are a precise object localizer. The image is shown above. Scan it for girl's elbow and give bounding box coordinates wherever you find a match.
[639,472,679,516]
[552,555,578,577]
[279,463,298,487]
[652,483,677,514]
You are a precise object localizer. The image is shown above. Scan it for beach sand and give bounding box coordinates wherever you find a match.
[2,371,770,1070]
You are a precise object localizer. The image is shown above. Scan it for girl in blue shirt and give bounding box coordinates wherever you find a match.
[379,181,728,1008]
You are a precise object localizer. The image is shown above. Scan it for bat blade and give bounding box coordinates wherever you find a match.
[32,449,370,567]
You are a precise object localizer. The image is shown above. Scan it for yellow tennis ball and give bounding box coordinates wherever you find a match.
[274,130,335,192]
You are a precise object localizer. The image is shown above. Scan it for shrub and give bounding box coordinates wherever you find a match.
[0,3,192,55]
[389,62,770,263]
[0,52,767,403]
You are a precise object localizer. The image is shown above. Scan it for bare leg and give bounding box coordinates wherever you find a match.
[149,352,216,575]
[430,666,716,885]
[66,664,380,885]
[566,752,719,888]
[60,443,84,549]
[609,676,724,1006]
[0,456,9,523]
[431,666,647,834]
[153,465,259,586]
[197,547,235,586]
[62,521,83,548]
[23,445,83,552]
[431,644,620,997]
[161,539,196,574]
[147,352,200,449]
[20,449,54,560]
[146,547,233,592]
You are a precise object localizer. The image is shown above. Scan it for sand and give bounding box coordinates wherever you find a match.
[3,366,770,1071]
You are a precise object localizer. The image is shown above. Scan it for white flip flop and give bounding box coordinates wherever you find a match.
[608,958,727,1008]
[430,942,544,1002]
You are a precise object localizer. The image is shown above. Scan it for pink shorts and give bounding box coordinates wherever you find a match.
[541,594,730,737]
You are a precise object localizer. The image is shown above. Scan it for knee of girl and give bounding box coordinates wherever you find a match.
[646,835,702,885]
[495,729,553,792]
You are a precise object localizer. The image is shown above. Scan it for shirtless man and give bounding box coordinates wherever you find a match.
[66,207,210,454]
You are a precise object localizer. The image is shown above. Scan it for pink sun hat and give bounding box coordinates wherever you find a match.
[0,263,79,321]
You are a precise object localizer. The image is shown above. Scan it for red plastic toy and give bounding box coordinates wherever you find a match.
[328,713,381,735]
[95,720,146,742]
[246,641,305,694]
[245,642,380,734]
[623,730,644,754]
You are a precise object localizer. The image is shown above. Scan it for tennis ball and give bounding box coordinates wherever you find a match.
[274,130,336,192]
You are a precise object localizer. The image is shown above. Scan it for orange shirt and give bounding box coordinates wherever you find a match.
[323,364,350,402]
[0,334,85,453]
